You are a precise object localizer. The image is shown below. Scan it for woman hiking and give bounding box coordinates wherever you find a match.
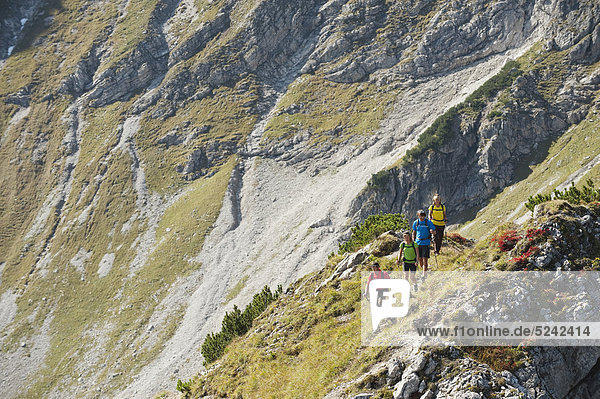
[428,194,447,255]
[363,262,390,299]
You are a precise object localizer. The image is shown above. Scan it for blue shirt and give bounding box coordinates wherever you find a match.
[412,218,436,246]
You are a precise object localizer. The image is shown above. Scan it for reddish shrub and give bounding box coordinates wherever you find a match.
[491,230,522,252]
[446,232,468,245]
[510,246,540,268]
[525,228,548,240]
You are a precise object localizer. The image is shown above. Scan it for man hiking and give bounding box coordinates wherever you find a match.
[428,194,447,255]
[412,209,436,276]
[397,231,419,291]
[364,262,390,299]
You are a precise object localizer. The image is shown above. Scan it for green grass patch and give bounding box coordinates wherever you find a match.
[155,156,237,264]
[99,0,157,73]
[223,275,249,304]
[0,100,72,291]
[262,75,396,146]
[137,77,259,193]
[402,60,522,164]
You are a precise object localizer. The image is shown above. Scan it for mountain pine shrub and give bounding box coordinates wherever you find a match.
[367,169,394,192]
[338,213,409,255]
[202,284,283,364]
[525,179,600,212]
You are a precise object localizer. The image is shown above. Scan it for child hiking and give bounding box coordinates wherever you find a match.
[397,231,419,291]
[412,209,436,276]
[428,194,447,255]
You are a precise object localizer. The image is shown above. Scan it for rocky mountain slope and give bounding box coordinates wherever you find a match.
[190,201,600,399]
[0,0,598,397]
[351,4,600,224]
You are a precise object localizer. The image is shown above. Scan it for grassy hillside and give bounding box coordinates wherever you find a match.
[186,206,595,397]
[185,199,600,398]
[1,0,598,397]
[0,0,261,395]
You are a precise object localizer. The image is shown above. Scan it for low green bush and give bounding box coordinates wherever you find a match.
[367,169,394,192]
[338,213,409,255]
[201,285,283,364]
[525,179,600,212]
[176,378,193,395]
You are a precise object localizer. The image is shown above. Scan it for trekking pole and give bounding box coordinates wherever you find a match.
[432,229,439,269]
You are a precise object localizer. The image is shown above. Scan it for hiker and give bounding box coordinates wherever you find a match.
[364,262,390,299]
[428,194,447,255]
[412,209,436,276]
[397,231,419,291]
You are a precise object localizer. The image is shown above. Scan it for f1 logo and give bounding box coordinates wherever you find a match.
[369,279,411,330]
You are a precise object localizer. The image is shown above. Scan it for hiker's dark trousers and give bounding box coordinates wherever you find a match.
[433,225,445,253]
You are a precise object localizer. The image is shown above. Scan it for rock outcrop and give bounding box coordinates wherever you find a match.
[350,27,600,223]
[0,0,43,59]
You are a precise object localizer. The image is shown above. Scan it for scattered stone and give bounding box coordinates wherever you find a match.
[394,372,420,399]
[420,390,434,399]
[387,358,405,385]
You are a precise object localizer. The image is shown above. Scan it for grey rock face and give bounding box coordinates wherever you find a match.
[303,0,600,84]
[158,132,185,148]
[59,44,103,96]
[167,10,232,68]
[182,148,210,175]
[87,0,180,107]
[0,0,43,59]
[4,85,31,107]
[387,357,405,385]
[315,249,368,292]
[143,0,326,119]
[393,371,420,399]
[349,36,600,223]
